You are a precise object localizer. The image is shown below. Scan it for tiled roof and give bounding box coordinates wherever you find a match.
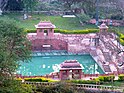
[98,22,108,29]
[60,60,82,70]
[35,21,56,29]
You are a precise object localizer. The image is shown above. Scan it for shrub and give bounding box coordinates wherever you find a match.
[25,29,36,33]
[98,75,115,82]
[71,80,96,84]
[24,78,44,82]
[16,78,22,81]
[109,28,124,46]
[105,75,115,82]
[54,29,60,33]
[36,82,79,93]
[120,38,124,46]
[111,14,123,20]
[95,78,100,84]
[60,29,99,34]
[25,28,99,34]
[118,74,124,81]
[118,33,124,46]
[120,35,124,40]
[98,76,104,82]
[21,84,34,93]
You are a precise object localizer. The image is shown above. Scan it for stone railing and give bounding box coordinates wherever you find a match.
[23,82,57,86]
[74,84,123,92]
[23,82,124,92]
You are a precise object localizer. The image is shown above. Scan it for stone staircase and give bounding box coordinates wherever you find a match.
[97,32,124,73]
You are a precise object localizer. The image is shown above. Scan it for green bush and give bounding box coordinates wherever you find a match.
[57,29,99,34]
[109,29,124,46]
[36,82,79,93]
[120,34,124,40]
[119,34,124,46]
[21,84,34,93]
[25,29,36,33]
[71,80,96,84]
[24,78,49,82]
[25,29,99,34]
[54,29,60,33]
[98,76,104,81]
[98,75,115,82]
[118,74,124,81]
[24,78,42,82]
[120,39,124,46]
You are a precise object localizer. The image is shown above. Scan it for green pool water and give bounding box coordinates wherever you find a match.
[17,55,104,76]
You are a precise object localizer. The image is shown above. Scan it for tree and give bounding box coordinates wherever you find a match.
[0,0,23,11]
[22,0,39,19]
[0,0,8,11]
[58,0,82,10]
[79,0,96,16]
[5,0,23,11]
[22,0,39,13]
[0,20,31,93]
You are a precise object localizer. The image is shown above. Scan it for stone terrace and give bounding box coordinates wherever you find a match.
[27,21,124,75]
[28,32,124,74]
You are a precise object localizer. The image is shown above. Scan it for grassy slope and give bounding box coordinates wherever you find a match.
[0,13,123,33]
[1,13,97,30]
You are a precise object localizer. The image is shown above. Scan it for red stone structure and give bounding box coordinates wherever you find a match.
[98,21,108,32]
[28,21,68,51]
[35,21,55,37]
[59,60,82,80]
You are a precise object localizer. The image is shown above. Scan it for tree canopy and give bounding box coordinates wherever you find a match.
[0,0,39,11]
[0,20,31,93]
[22,0,39,13]
[58,0,82,10]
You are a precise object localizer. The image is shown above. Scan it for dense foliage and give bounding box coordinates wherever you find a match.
[108,28,124,46]
[118,33,124,46]
[118,74,124,81]
[35,82,81,93]
[71,75,115,85]
[0,20,31,93]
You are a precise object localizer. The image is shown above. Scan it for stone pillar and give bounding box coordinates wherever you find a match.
[37,28,44,38]
[59,70,62,80]
[48,28,54,37]
[79,70,82,79]
[47,29,50,37]
[51,29,54,36]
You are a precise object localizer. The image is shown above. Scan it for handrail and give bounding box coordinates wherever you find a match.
[23,82,124,92]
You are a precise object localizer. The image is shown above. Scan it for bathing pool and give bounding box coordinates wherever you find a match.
[17,54,104,76]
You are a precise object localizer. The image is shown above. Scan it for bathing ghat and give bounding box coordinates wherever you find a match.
[27,21,124,75]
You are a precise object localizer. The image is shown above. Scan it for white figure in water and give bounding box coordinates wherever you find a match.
[42,64,46,68]
[48,66,50,68]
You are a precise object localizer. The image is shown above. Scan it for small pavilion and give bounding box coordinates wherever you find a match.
[30,21,68,51]
[98,21,108,32]
[59,60,82,80]
[35,21,56,37]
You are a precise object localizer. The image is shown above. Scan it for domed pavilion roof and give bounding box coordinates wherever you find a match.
[98,22,108,29]
[60,60,82,70]
[35,21,56,29]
